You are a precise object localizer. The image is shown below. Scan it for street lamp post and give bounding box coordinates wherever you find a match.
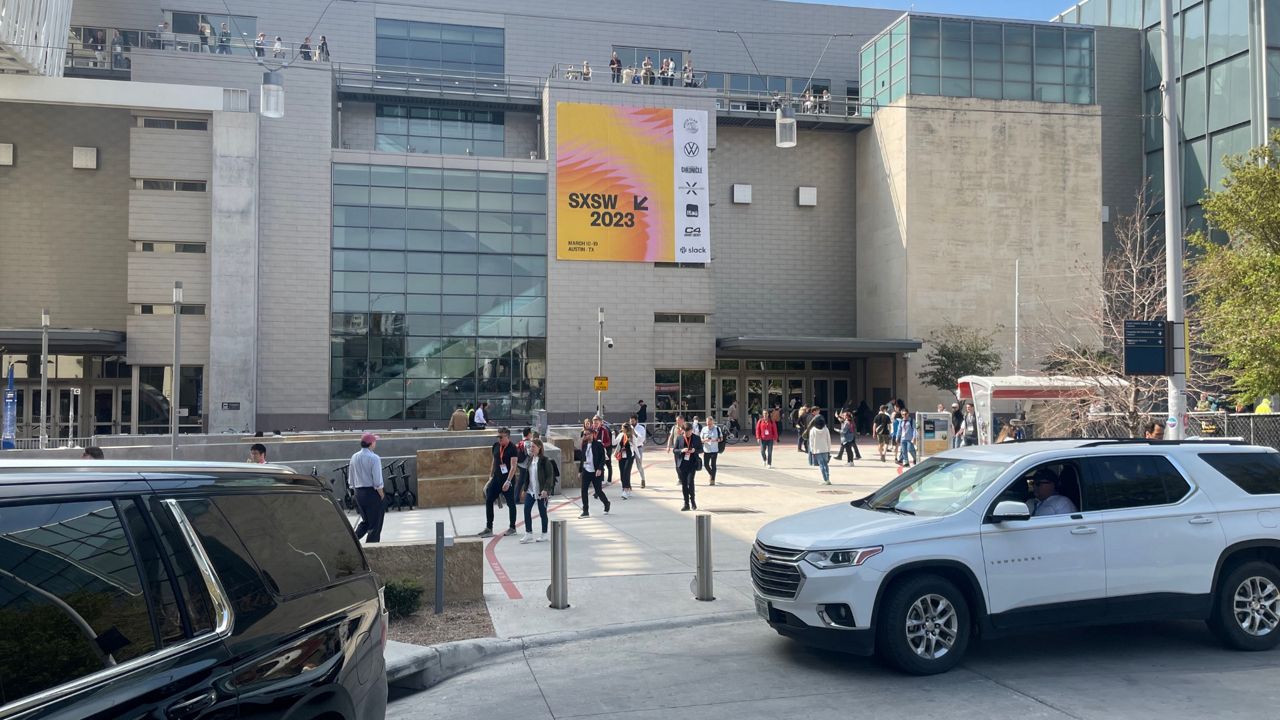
[1159,0,1188,438]
[171,281,182,459]
[597,307,604,418]
[39,308,49,450]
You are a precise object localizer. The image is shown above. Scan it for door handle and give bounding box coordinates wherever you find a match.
[1189,516,1215,525]
[1070,526,1097,535]
[167,689,217,719]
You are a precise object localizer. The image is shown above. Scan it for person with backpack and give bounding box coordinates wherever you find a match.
[518,439,554,544]
[700,416,722,486]
[873,404,893,462]
[755,409,778,468]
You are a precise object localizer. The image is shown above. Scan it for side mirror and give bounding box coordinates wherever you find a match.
[990,500,1032,523]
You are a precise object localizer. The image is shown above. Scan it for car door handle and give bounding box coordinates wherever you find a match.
[1188,516,1216,525]
[1070,526,1097,535]
[167,689,217,719]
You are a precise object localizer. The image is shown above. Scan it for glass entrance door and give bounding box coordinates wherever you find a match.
[746,378,763,424]
[766,378,784,418]
[717,378,738,424]
[833,379,850,413]
[93,387,118,436]
[813,378,830,421]
[56,387,81,439]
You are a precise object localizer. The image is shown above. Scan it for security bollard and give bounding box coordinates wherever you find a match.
[695,514,715,601]
[434,521,446,614]
[547,519,569,609]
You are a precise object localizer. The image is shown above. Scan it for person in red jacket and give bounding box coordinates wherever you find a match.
[755,412,778,468]
[593,416,614,484]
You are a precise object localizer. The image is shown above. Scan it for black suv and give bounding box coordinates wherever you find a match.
[0,461,388,719]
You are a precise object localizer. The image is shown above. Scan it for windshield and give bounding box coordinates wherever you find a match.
[863,458,1009,516]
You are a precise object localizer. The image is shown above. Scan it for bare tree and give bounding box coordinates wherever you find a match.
[1032,189,1181,437]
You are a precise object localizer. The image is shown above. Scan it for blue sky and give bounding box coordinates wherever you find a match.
[790,0,1071,22]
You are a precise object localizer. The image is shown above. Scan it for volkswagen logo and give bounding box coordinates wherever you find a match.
[683,141,701,157]
[683,117,700,134]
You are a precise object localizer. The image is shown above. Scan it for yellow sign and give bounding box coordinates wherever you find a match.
[594,376,609,391]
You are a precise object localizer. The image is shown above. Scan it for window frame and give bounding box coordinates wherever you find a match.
[0,496,232,716]
[985,459,1088,519]
[1079,453,1195,511]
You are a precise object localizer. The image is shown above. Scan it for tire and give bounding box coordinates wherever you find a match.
[1208,560,1280,651]
[876,574,971,675]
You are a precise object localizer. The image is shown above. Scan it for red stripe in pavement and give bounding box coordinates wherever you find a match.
[484,459,663,600]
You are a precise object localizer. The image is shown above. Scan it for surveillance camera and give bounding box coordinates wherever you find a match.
[605,337,615,349]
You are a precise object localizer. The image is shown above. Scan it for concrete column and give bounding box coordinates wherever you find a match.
[208,111,259,433]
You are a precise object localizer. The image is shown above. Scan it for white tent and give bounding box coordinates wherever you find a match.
[956,375,1129,443]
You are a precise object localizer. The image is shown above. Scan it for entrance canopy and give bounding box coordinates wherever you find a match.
[0,328,126,354]
[957,375,1128,442]
[717,336,922,358]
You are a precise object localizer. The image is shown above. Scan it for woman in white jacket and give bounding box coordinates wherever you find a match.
[808,415,833,485]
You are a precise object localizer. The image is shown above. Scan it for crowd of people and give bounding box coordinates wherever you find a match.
[563,52,700,87]
[134,21,332,61]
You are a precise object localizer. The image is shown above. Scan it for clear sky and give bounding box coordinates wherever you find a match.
[789,0,1072,22]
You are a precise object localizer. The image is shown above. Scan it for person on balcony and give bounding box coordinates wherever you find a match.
[610,52,621,82]
[318,35,330,62]
[642,55,654,85]
[254,32,266,57]
[272,35,284,59]
[581,60,592,81]
[300,36,313,61]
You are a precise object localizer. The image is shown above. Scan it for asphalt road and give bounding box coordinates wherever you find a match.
[388,617,1280,720]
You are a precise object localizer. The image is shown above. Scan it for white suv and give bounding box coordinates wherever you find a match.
[752,439,1280,674]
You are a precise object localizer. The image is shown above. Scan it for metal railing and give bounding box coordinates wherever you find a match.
[335,63,545,103]
[1085,412,1280,451]
[62,26,332,74]
[551,62,709,88]
[713,90,872,119]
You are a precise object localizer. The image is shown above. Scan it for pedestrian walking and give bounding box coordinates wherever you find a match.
[795,405,810,452]
[666,413,685,468]
[636,399,648,424]
[700,416,722,486]
[616,423,636,498]
[755,410,778,467]
[518,439,553,543]
[673,423,703,511]
[874,404,893,461]
[593,416,614,484]
[579,426,611,517]
[629,414,647,489]
[478,427,519,537]
[809,415,833,484]
[254,32,265,57]
[890,410,902,457]
[248,443,268,464]
[897,409,918,467]
[962,402,979,446]
[855,400,872,436]
[835,411,861,465]
[351,433,385,543]
[950,402,964,449]
[318,35,330,61]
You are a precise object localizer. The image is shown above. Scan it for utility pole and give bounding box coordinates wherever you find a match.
[596,307,604,418]
[1160,0,1187,438]
[1013,257,1020,375]
[171,281,183,459]
[38,308,49,449]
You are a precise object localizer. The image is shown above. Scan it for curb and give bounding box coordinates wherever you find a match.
[386,609,757,691]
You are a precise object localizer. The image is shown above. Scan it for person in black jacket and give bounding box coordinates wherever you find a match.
[579,426,611,517]
[673,422,703,511]
[636,399,648,424]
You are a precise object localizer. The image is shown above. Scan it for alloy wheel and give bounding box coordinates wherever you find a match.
[905,593,958,659]
[1233,575,1280,636]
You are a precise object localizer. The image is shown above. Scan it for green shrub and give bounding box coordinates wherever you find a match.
[384,578,425,621]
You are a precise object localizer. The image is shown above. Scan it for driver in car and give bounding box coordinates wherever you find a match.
[1025,469,1077,516]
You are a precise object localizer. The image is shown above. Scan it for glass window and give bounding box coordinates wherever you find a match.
[1199,452,1280,494]
[1081,455,1191,510]
[0,500,159,705]
[1210,124,1252,189]
[1207,0,1249,64]
[1183,136,1208,205]
[1182,3,1206,73]
[209,493,365,596]
[1209,54,1251,131]
[1111,0,1143,27]
[867,459,1010,516]
[1144,26,1163,90]
[1184,70,1208,139]
[1269,49,1280,118]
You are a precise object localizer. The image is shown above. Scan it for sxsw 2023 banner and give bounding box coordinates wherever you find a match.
[556,102,710,263]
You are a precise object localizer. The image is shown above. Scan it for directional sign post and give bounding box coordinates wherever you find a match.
[1123,320,1171,376]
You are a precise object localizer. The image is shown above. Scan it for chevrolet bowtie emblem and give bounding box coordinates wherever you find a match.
[753,546,768,563]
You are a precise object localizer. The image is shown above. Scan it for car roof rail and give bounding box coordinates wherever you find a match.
[1007,437,1250,447]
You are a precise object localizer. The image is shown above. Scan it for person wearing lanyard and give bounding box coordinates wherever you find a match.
[673,422,703,511]
[519,439,553,543]
[700,417,721,486]
[350,433,385,543]
[579,426,611,518]
[630,414,648,489]
[479,427,520,537]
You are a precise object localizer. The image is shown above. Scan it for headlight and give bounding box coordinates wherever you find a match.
[804,546,883,569]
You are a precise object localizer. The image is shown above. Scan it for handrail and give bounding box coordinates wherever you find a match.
[64,24,332,71]
[550,61,708,87]
[334,62,546,102]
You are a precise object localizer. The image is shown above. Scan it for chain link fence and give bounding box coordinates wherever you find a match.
[1083,412,1280,451]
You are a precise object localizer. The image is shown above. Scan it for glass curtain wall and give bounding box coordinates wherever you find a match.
[331,164,547,422]
[374,104,504,157]
[375,19,504,78]
[861,15,1096,115]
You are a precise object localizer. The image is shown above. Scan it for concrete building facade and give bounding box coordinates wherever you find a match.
[0,0,1153,438]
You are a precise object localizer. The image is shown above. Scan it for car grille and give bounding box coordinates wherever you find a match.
[751,541,804,599]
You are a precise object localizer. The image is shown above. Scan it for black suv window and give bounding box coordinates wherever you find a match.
[0,499,158,705]
[1082,455,1191,510]
[1199,452,1280,495]
[211,493,366,597]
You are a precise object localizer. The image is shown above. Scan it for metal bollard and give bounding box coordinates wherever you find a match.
[694,514,715,601]
[434,521,446,614]
[547,519,569,609]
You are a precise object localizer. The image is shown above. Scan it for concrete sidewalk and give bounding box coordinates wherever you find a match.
[374,437,903,642]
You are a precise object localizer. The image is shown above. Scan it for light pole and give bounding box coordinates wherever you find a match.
[596,307,614,418]
[171,281,182,459]
[38,308,49,450]
[1159,0,1187,438]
